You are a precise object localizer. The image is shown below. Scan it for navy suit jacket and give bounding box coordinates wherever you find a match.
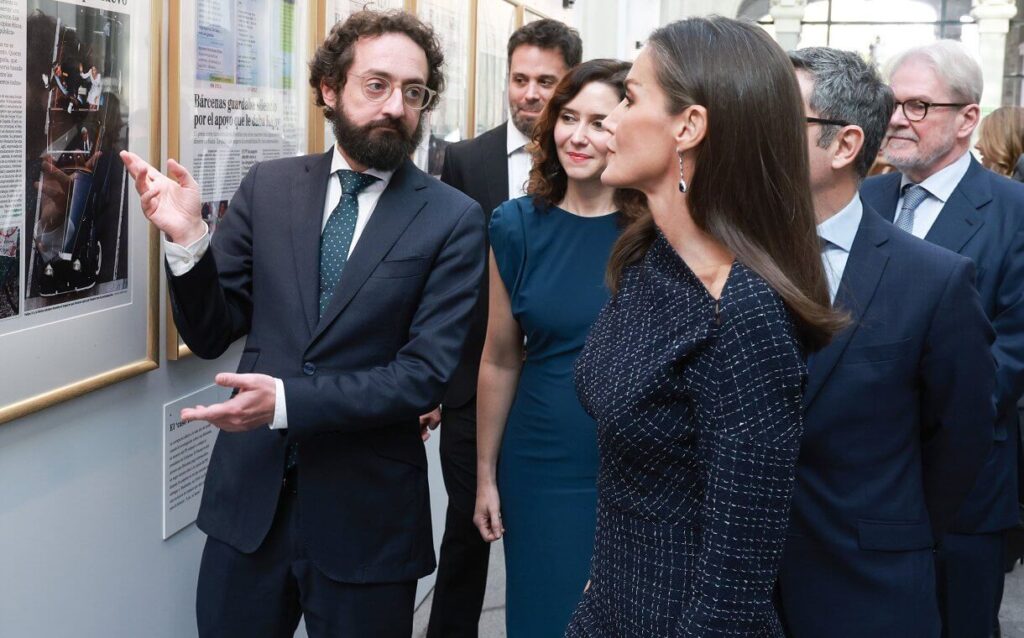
[167,152,486,583]
[438,122,508,407]
[862,157,1024,533]
[777,204,995,638]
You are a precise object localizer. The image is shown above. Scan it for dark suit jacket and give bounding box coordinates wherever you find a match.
[167,152,486,583]
[862,157,1024,533]
[776,204,995,638]
[439,121,509,407]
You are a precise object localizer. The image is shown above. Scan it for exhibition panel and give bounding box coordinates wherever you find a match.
[165,0,321,359]
[0,0,161,424]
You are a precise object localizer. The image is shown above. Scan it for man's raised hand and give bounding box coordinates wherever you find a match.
[120,151,206,246]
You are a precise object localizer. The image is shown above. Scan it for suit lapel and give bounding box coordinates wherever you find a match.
[310,159,429,344]
[924,159,990,254]
[290,150,333,337]
[483,122,510,213]
[860,173,901,223]
[804,209,890,409]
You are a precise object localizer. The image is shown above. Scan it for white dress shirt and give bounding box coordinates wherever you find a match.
[506,122,531,200]
[163,145,395,429]
[895,150,972,239]
[817,194,863,303]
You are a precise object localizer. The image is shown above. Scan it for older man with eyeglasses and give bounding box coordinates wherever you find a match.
[862,39,1024,638]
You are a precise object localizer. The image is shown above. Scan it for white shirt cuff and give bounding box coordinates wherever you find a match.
[269,377,288,429]
[163,228,210,276]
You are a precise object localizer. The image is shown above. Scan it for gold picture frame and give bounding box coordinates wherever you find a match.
[166,0,326,359]
[0,0,162,425]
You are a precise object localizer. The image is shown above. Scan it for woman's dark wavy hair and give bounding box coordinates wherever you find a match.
[606,17,844,351]
[526,59,647,225]
[309,10,446,117]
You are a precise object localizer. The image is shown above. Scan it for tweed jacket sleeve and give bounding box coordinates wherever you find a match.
[677,288,806,637]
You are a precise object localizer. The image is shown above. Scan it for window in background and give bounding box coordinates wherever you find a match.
[415,0,470,175]
[524,8,544,23]
[474,0,516,136]
[739,0,978,72]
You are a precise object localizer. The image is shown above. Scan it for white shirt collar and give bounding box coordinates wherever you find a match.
[816,193,863,253]
[330,144,394,189]
[899,149,972,203]
[506,121,530,156]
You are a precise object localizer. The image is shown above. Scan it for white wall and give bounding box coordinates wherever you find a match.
[574,0,660,62]
[0,328,243,637]
[0,305,447,638]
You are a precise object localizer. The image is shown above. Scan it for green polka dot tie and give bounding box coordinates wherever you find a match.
[287,170,378,474]
[319,169,379,318]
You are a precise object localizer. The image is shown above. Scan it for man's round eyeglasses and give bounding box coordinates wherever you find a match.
[894,99,968,122]
[349,73,437,110]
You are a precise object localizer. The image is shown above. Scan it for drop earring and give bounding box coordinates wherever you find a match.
[678,153,687,193]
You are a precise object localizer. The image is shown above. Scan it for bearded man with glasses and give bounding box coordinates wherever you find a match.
[862,39,1024,638]
[120,9,486,637]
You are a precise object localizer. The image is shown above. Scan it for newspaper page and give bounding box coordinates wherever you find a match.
[183,0,309,233]
[1,0,133,327]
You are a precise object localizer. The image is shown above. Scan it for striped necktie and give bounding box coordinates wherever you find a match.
[896,183,928,234]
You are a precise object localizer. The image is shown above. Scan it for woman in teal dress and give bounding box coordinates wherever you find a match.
[473,59,645,637]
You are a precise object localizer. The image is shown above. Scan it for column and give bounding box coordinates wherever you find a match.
[971,0,1017,110]
[769,0,806,51]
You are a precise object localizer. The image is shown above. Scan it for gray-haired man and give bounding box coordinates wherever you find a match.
[778,46,995,638]
[861,40,1024,637]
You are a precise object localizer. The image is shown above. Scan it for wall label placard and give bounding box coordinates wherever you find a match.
[162,384,226,539]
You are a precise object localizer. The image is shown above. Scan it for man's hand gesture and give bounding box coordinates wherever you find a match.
[120,151,206,246]
[182,373,277,432]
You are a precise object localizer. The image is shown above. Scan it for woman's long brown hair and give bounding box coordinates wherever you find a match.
[526,59,647,224]
[606,17,844,352]
[978,106,1024,177]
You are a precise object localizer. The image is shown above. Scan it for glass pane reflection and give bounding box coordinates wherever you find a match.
[474,0,516,136]
[415,0,470,176]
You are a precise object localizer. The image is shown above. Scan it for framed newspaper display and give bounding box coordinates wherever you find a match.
[412,0,470,177]
[166,0,322,359]
[0,0,161,424]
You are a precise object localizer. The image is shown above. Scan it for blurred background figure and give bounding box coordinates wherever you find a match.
[976,106,1024,182]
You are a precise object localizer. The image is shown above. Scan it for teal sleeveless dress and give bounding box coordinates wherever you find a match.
[490,196,621,637]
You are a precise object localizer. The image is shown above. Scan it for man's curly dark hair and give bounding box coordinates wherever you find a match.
[309,10,446,117]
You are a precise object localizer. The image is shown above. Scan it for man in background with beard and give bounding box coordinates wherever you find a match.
[121,10,485,638]
[427,19,581,637]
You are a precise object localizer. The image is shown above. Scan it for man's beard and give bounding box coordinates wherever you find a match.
[510,103,543,136]
[882,123,957,176]
[331,104,424,171]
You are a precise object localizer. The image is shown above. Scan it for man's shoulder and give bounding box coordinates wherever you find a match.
[248,152,326,179]
[445,122,507,161]
[402,162,481,216]
[951,162,1024,234]
[860,171,901,194]
[854,204,964,276]
[979,165,1024,206]
[865,211,971,291]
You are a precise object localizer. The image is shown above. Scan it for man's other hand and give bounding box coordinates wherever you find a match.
[419,407,441,441]
[181,373,277,432]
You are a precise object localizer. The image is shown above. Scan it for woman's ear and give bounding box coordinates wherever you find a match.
[674,104,708,153]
